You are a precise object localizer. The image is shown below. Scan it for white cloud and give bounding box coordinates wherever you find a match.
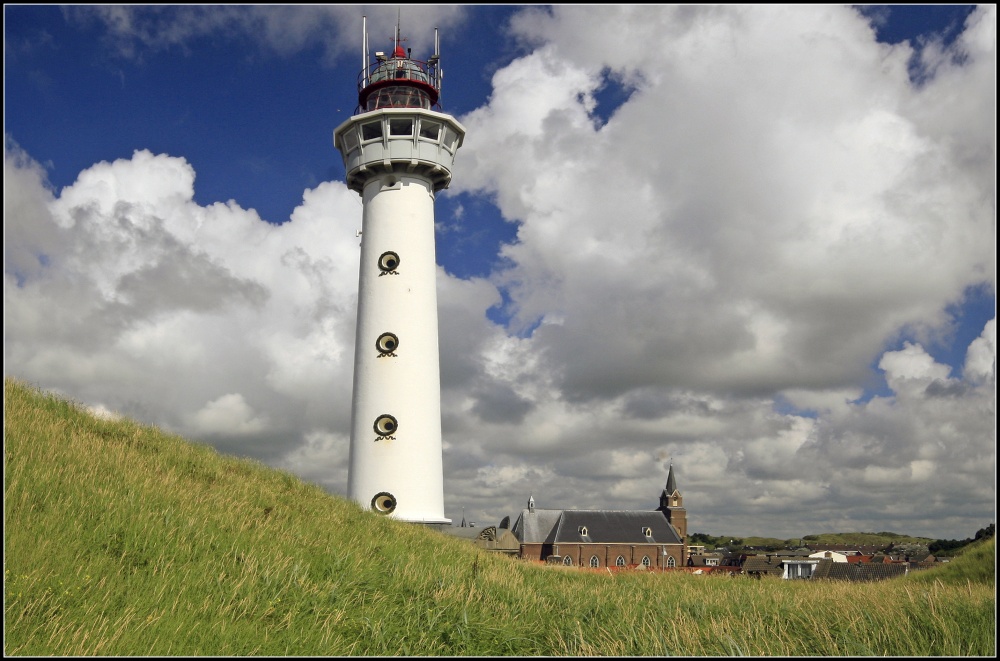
[965,319,996,384]
[189,393,268,436]
[457,6,994,405]
[879,342,953,393]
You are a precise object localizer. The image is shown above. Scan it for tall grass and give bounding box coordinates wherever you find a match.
[4,378,995,655]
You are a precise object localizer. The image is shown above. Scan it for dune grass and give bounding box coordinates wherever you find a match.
[4,378,995,656]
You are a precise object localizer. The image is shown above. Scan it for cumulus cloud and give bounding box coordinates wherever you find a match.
[4,6,995,540]
[4,142,361,456]
[458,6,994,401]
[189,393,268,436]
[964,319,996,384]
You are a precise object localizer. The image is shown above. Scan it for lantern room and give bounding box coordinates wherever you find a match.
[356,24,442,113]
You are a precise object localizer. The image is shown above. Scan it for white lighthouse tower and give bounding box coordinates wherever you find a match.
[333,18,465,523]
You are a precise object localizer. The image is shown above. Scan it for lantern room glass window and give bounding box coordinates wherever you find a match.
[370,60,431,86]
[365,86,432,111]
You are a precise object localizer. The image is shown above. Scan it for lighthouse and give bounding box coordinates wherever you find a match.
[333,18,465,524]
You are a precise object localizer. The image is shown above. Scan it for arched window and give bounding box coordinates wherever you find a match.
[641,556,651,568]
[590,555,600,568]
[616,556,626,567]
[563,556,573,566]
[667,556,676,567]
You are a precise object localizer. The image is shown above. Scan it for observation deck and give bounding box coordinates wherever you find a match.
[334,38,464,194]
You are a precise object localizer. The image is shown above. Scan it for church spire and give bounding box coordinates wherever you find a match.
[657,459,687,543]
[664,460,677,496]
[658,459,683,510]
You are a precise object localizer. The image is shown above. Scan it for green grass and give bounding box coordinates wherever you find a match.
[4,378,996,655]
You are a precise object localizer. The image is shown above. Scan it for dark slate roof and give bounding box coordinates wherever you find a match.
[812,559,909,582]
[741,556,784,574]
[511,508,682,545]
[850,563,908,581]
[552,510,682,545]
[510,508,563,544]
[811,558,835,579]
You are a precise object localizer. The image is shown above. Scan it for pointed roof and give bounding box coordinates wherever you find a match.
[664,461,678,495]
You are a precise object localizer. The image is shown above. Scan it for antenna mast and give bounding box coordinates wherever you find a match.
[433,27,441,92]
[362,15,370,89]
[395,7,402,52]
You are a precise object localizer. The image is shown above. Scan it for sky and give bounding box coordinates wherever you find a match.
[4,5,995,541]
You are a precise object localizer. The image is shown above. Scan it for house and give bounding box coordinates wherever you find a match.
[688,553,722,567]
[509,464,687,569]
[808,549,852,563]
[741,554,784,578]
[742,551,816,579]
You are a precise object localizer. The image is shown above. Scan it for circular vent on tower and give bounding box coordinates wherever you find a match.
[378,251,400,273]
[371,492,397,514]
[376,332,399,355]
[374,414,398,437]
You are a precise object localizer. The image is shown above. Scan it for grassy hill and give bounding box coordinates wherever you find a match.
[4,378,995,656]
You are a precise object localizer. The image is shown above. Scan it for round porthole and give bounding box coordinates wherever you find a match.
[376,332,399,354]
[371,492,397,514]
[374,414,398,436]
[378,251,400,272]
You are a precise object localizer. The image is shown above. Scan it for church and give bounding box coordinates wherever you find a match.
[507,463,687,569]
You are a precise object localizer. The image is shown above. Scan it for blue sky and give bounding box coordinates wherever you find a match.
[4,5,995,539]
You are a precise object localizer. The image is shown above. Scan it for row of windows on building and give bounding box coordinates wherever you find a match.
[340,115,462,163]
[561,554,678,568]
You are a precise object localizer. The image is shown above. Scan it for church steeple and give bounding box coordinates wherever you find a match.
[659,460,682,509]
[657,460,686,543]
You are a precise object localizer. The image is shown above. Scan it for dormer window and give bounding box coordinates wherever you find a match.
[642,527,652,538]
[578,526,588,537]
